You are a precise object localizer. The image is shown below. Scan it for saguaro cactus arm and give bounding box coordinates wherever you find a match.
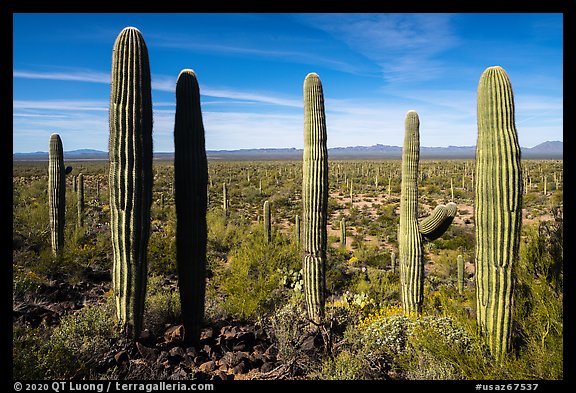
[419,201,457,241]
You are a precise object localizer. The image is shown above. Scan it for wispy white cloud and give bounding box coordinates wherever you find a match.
[13,99,108,111]
[13,69,110,84]
[14,68,302,108]
[296,13,460,83]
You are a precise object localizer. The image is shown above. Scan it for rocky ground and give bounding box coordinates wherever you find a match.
[12,267,323,380]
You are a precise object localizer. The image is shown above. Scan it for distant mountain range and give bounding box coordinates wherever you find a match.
[13,141,563,161]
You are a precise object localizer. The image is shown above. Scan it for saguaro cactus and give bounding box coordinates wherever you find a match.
[390,252,396,274]
[174,69,208,345]
[295,215,301,246]
[399,110,456,315]
[48,133,66,255]
[77,173,84,227]
[475,66,522,360]
[222,182,229,218]
[457,254,465,294]
[264,200,271,243]
[302,73,328,325]
[109,26,153,339]
[340,218,346,249]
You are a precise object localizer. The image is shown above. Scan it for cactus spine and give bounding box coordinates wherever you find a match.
[475,66,522,360]
[302,73,328,325]
[399,111,456,315]
[109,27,153,339]
[48,133,66,255]
[264,200,271,243]
[77,173,84,227]
[457,254,465,294]
[174,69,208,345]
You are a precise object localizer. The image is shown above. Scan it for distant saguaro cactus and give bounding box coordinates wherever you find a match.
[174,69,208,345]
[77,173,84,227]
[222,182,228,218]
[109,26,153,339]
[295,215,301,246]
[264,200,271,243]
[399,110,456,315]
[48,133,66,255]
[340,218,346,248]
[475,66,522,360]
[302,72,328,325]
[390,252,396,274]
[457,254,465,294]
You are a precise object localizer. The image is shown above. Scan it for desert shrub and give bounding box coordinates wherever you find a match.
[219,226,299,320]
[13,300,119,379]
[431,225,475,251]
[317,350,364,380]
[206,210,244,253]
[144,274,181,335]
[511,218,563,379]
[148,229,177,276]
[270,296,311,363]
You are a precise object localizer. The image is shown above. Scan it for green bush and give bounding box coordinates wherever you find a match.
[14,300,119,380]
[144,274,181,334]
[219,226,299,320]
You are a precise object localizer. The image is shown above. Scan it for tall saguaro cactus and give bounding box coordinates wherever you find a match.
[174,69,208,345]
[475,66,522,360]
[48,133,66,255]
[109,26,153,339]
[399,111,456,315]
[302,72,328,325]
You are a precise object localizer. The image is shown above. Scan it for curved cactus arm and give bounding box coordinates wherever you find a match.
[419,204,448,240]
[419,201,458,241]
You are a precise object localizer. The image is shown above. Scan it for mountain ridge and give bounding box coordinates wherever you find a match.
[13,141,563,161]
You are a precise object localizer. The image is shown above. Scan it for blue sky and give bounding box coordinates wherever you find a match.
[13,13,563,153]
